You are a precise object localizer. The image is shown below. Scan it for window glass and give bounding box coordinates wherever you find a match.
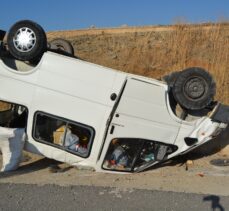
[34,113,66,144]
[103,138,143,172]
[33,112,94,157]
[103,138,177,172]
[0,100,28,128]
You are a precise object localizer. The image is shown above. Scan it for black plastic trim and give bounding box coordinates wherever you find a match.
[211,103,229,124]
[0,30,6,41]
[184,137,198,146]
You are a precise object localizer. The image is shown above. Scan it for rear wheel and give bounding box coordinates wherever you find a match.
[49,38,74,56]
[7,20,47,61]
[172,67,216,110]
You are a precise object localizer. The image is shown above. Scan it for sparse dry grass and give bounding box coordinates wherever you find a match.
[121,23,229,104]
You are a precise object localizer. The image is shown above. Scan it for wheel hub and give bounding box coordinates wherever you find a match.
[184,77,206,99]
[13,27,36,52]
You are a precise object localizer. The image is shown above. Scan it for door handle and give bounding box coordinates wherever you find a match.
[110,125,115,134]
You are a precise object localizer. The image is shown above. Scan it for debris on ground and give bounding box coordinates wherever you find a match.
[185,160,194,171]
[48,163,73,173]
[197,172,204,177]
[210,159,229,167]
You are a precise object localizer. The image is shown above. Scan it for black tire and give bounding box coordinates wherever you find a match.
[172,67,216,110]
[7,20,47,61]
[49,38,74,56]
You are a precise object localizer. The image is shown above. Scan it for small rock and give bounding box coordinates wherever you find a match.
[185,160,194,170]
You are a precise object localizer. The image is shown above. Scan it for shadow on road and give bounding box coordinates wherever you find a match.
[0,158,63,179]
[203,195,225,211]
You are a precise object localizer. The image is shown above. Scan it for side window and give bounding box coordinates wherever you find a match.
[0,102,12,112]
[33,112,94,158]
[103,138,177,172]
[0,100,28,128]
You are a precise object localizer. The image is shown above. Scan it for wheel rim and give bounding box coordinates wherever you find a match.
[184,76,207,99]
[13,27,36,52]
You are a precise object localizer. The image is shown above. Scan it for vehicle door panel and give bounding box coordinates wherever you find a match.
[107,78,181,144]
[100,78,181,172]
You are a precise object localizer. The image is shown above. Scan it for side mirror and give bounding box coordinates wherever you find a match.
[0,30,6,41]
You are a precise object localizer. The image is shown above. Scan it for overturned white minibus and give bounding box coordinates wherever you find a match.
[0,20,228,173]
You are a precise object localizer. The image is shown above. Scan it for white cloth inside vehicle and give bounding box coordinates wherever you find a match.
[0,126,26,172]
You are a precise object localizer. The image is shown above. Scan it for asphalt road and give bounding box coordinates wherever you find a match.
[0,183,228,211]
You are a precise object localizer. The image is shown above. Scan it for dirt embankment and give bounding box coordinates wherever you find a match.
[47,23,229,104]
